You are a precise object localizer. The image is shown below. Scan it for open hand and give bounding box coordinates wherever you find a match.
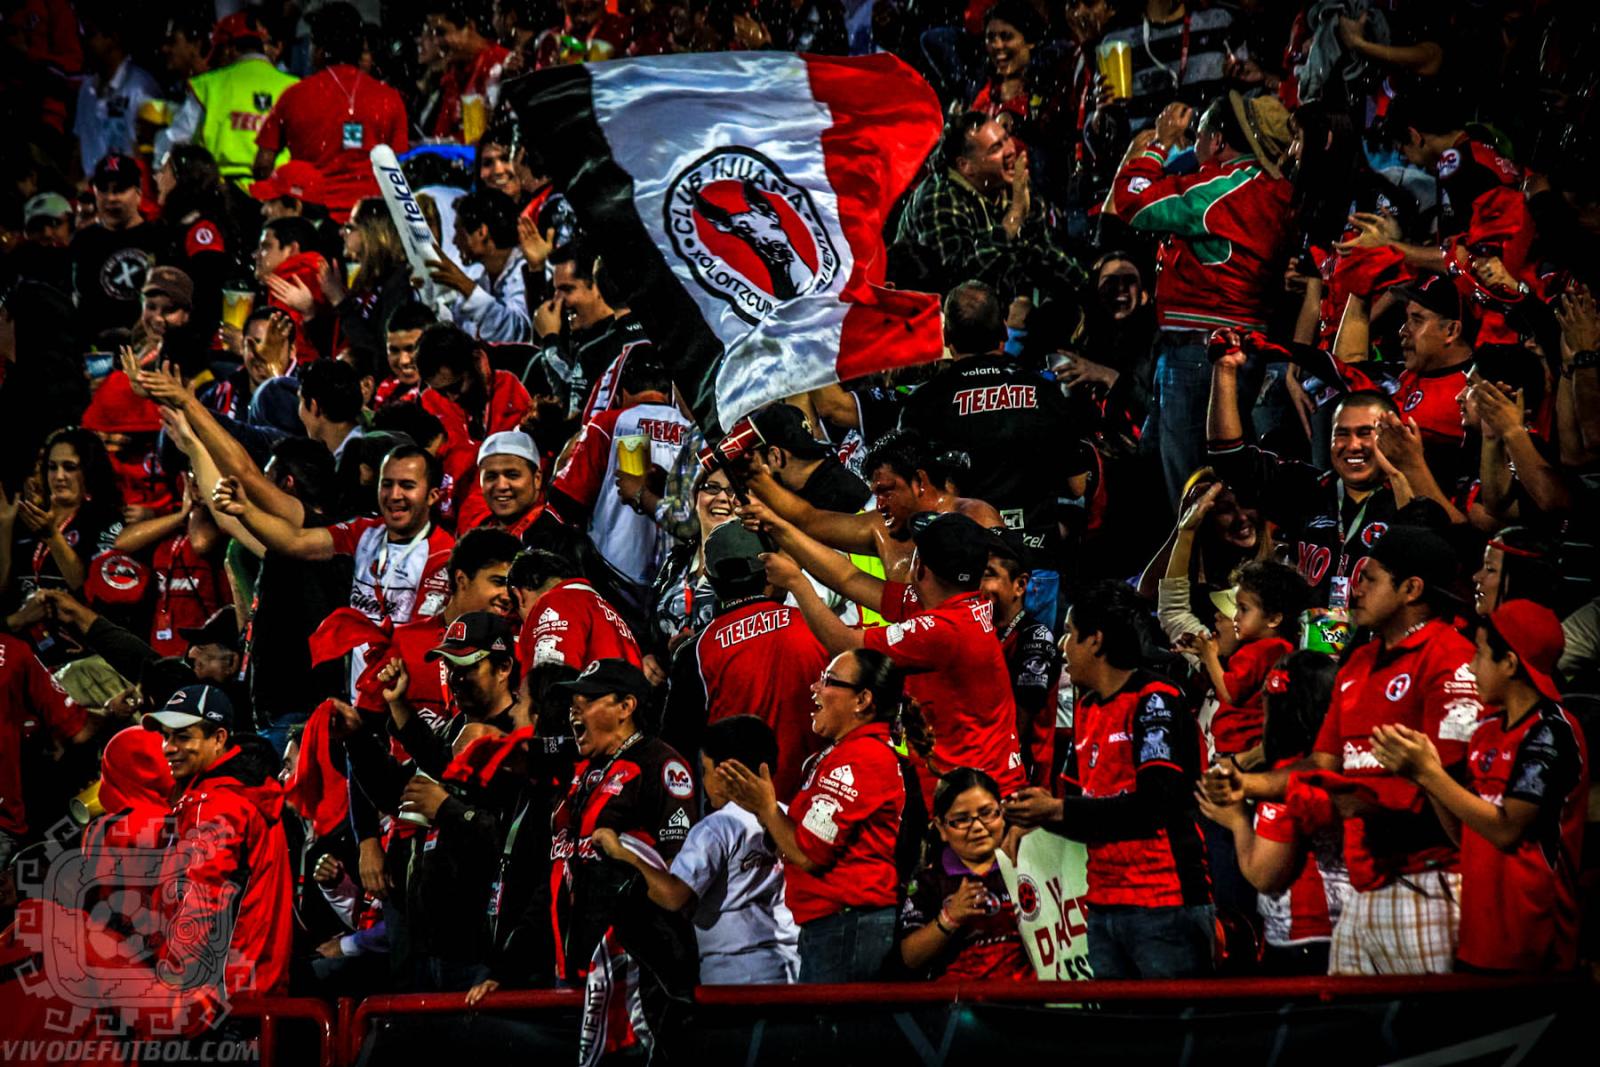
[265,274,315,316]
[714,758,777,816]
[1370,723,1440,779]
[516,217,555,271]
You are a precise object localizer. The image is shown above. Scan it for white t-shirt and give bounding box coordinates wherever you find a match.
[669,804,800,985]
[551,401,691,586]
[328,517,453,694]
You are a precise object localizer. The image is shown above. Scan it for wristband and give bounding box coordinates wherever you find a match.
[936,906,957,935]
[1573,350,1600,371]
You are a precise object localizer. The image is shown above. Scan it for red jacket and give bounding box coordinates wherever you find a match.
[158,740,294,1019]
[1108,146,1295,331]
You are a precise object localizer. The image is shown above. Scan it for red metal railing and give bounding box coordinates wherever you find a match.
[337,973,1585,1063]
[229,994,339,1067]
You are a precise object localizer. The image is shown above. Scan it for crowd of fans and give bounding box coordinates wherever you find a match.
[2,0,1599,1047]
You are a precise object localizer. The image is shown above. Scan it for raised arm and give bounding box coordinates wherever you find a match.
[140,363,306,526]
[211,476,335,561]
[745,463,878,555]
[744,499,885,608]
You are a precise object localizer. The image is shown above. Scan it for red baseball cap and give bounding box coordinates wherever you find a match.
[1486,599,1566,702]
[249,160,326,205]
[210,12,265,58]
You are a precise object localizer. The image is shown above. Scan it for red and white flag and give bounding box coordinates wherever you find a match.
[504,52,944,438]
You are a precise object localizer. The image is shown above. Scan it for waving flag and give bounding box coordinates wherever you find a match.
[503,53,945,438]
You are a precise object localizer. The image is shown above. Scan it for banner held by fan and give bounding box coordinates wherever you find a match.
[501,52,945,440]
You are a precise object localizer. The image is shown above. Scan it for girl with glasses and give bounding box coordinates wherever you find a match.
[897,767,1033,979]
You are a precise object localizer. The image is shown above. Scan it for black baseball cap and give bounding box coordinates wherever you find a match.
[426,611,516,667]
[92,153,142,192]
[1365,524,1465,607]
[703,521,767,586]
[909,511,992,587]
[143,684,236,732]
[752,403,832,461]
[553,658,651,701]
[178,607,240,651]
[1391,274,1462,321]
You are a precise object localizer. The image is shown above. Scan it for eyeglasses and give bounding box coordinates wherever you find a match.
[819,673,866,692]
[698,483,735,500]
[943,806,1003,831]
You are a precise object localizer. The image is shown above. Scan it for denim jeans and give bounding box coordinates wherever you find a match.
[1086,903,1215,979]
[1143,331,1261,512]
[1023,567,1063,634]
[797,906,897,983]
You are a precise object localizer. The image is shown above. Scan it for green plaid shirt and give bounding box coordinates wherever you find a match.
[894,169,1085,298]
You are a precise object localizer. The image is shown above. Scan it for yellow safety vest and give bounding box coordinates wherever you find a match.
[851,549,888,627]
[190,57,298,187]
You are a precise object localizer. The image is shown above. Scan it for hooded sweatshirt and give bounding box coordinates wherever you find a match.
[85,726,176,870]
[157,734,293,1020]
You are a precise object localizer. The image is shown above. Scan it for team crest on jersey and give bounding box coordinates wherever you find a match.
[1088,742,1099,769]
[99,248,151,301]
[1436,148,1461,179]
[254,91,273,111]
[1386,673,1412,702]
[1475,746,1498,775]
[662,759,695,799]
[1402,390,1424,413]
[664,147,839,324]
[1361,522,1388,547]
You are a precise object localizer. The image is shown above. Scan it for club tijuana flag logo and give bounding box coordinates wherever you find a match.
[503,53,944,439]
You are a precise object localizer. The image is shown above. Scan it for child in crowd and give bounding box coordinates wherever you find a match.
[592,715,800,984]
[1197,650,1348,975]
[1183,560,1310,769]
[1372,600,1588,973]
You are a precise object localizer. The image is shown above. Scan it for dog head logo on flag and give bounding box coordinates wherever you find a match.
[666,148,839,323]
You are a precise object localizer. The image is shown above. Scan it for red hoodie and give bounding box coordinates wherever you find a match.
[268,250,331,361]
[157,739,293,1024]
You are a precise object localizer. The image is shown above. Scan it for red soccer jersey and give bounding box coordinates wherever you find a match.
[517,578,642,675]
[1071,670,1209,908]
[255,65,410,219]
[783,722,906,925]
[1396,362,1470,448]
[1314,619,1482,889]
[1211,636,1293,756]
[148,532,232,657]
[863,587,1025,800]
[1457,701,1588,972]
[0,634,87,835]
[684,597,828,798]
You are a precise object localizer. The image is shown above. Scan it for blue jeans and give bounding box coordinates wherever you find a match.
[1086,904,1215,979]
[1144,331,1261,512]
[1024,567,1063,634]
[797,906,896,983]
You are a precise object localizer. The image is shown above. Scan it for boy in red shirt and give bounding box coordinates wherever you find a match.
[1372,599,1587,973]
[1183,560,1309,764]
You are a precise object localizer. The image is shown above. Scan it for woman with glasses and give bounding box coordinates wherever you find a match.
[716,648,931,982]
[898,767,1033,979]
[643,467,736,678]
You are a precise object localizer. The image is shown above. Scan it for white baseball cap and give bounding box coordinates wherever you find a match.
[476,430,538,467]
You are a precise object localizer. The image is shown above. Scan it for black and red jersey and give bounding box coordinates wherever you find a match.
[901,846,1033,980]
[1057,670,1210,909]
[1458,701,1587,972]
[549,734,697,979]
[1208,439,1398,607]
[661,596,828,799]
[999,610,1059,785]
